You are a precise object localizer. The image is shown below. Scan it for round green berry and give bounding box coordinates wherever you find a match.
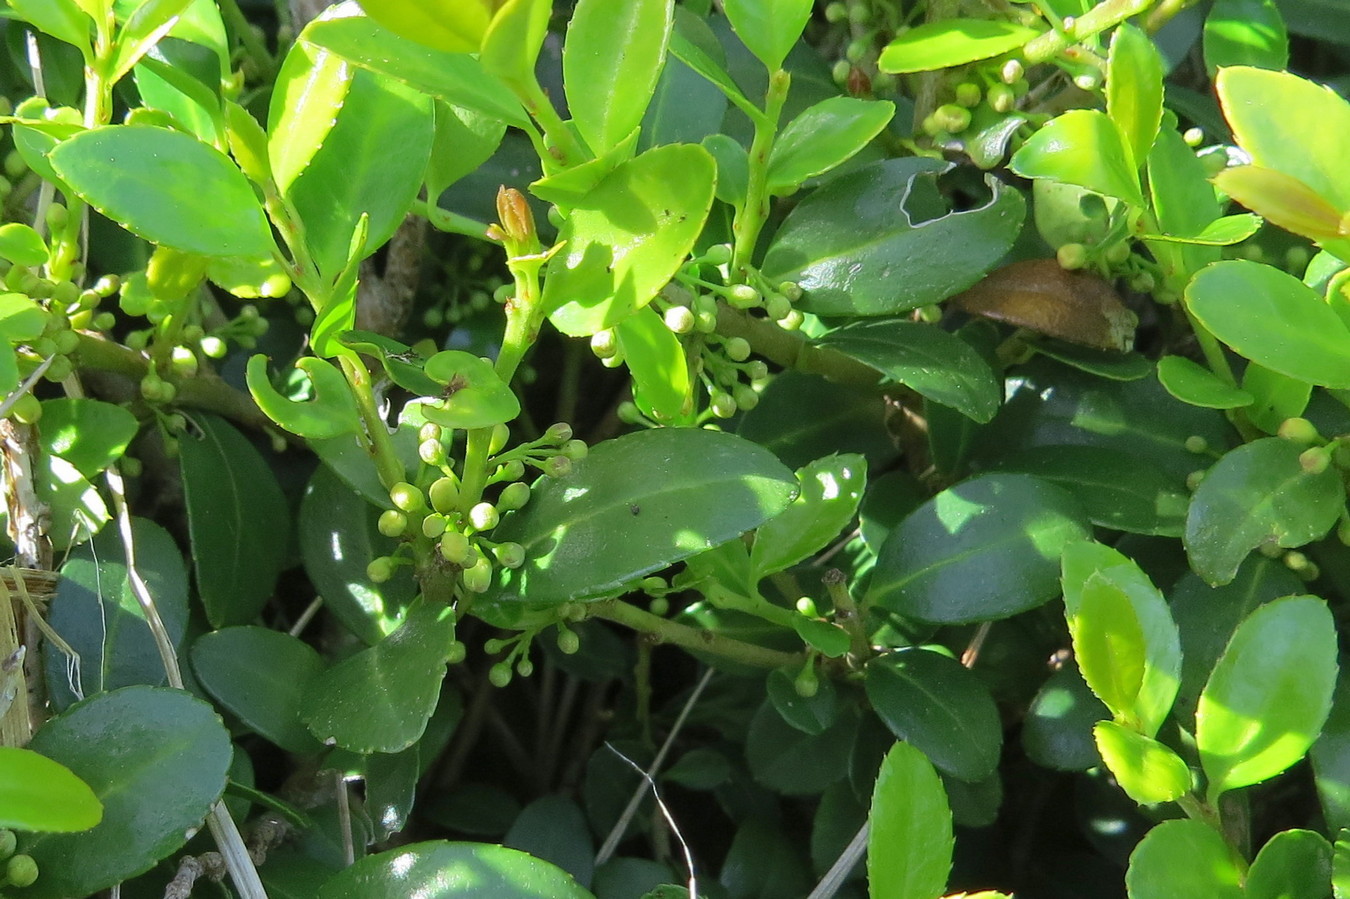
[461,556,493,593]
[545,421,574,444]
[561,439,588,461]
[469,502,500,531]
[727,284,761,309]
[488,662,513,688]
[429,477,460,513]
[493,542,525,569]
[0,829,15,860]
[516,658,534,677]
[1057,243,1089,271]
[367,557,395,583]
[422,513,449,539]
[377,509,407,537]
[664,305,696,334]
[446,640,467,665]
[6,853,37,888]
[557,626,580,655]
[439,531,472,565]
[390,482,425,513]
[9,392,40,425]
[498,481,531,511]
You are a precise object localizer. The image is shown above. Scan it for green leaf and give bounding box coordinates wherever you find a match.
[299,465,416,645]
[543,144,716,336]
[1140,213,1263,246]
[488,429,797,605]
[767,97,894,194]
[35,455,109,551]
[179,413,289,627]
[109,0,194,84]
[135,37,226,146]
[640,12,727,151]
[49,125,273,258]
[1338,831,1350,899]
[867,473,1091,624]
[356,0,490,54]
[317,840,596,898]
[190,627,326,754]
[720,818,810,898]
[1105,24,1163,169]
[1093,721,1191,805]
[43,518,189,709]
[738,371,898,472]
[988,445,1189,537]
[615,304,691,423]
[426,102,507,200]
[19,687,232,898]
[766,666,838,735]
[1009,110,1143,206]
[1061,542,1181,736]
[1145,125,1223,280]
[750,453,865,580]
[0,292,48,343]
[865,648,1003,781]
[302,15,527,127]
[814,319,1002,423]
[0,747,101,832]
[1156,356,1253,409]
[762,158,1025,317]
[1022,661,1109,771]
[668,23,752,114]
[564,0,673,155]
[246,355,362,440]
[878,19,1037,74]
[1184,437,1341,586]
[268,36,352,194]
[0,223,50,267]
[1204,0,1289,73]
[301,598,456,754]
[366,746,421,841]
[1246,830,1333,899]
[1242,362,1312,434]
[9,0,91,59]
[503,795,595,887]
[867,740,953,899]
[1124,820,1244,899]
[478,0,550,92]
[721,0,812,71]
[36,398,138,478]
[281,64,434,279]
[1197,595,1338,802]
[1187,260,1350,387]
[417,350,521,429]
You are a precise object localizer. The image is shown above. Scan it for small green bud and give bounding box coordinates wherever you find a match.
[1300,445,1332,475]
[954,82,981,107]
[545,455,573,478]
[489,662,513,688]
[778,309,805,331]
[664,305,696,334]
[1073,71,1101,92]
[45,203,68,233]
[648,597,669,616]
[43,355,73,383]
[462,556,493,593]
[561,439,588,461]
[419,422,443,444]
[429,477,460,513]
[1278,417,1322,445]
[469,501,500,531]
[710,392,738,418]
[200,335,227,358]
[825,1,848,21]
[617,401,643,424]
[1258,540,1284,559]
[1184,435,1208,454]
[516,658,534,677]
[92,311,117,331]
[778,281,804,302]
[489,422,510,455]
[6,853,37,888]
[422,513,449,539]
[591,329,618,359]
[733,384,759,411]
[1183,127,1204,147]
[1186,469,1206,491]
[701,244,733,266]
[725,336,752,362]
[93,274,121,296]
[1001,59,1024,84]
[987,82,1016,113]
[557,626,580,654]
[390,482,425,512]
[9,393,40,425]
[493,542,525,568]
[831,58,852,86]
[695,309,718,333]
[544,421,574,445]
[796,596,819,617]
[170,345,198,377]
[764,293,792,321]
[1104,242,1131,265]
[367,557,395,583]
[419,439,446,466]
[1284,550,1311,572]
[727,284,761,309]
[0,829,15,859]
[377,509,407,537]
[600,349,625,368]
[446,640,467,665]
[1057,243,1089,270]
[497,459,526,481]
[498,481,531,511]
[640,576,667,594]
[746,361,769,382]
[845,39,868,63]
[794,664,820,699]
[440,530,472,564]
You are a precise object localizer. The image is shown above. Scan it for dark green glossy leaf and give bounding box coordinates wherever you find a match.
[1093,721,1190,805]
[744,699,855,795]
[1184,437,1341,586]
[815,320,1001,422]
[316,840,596,898]
[738,371,898,471]
[1022,661,1108,771]
[767,97,894,194]
[299,464,417,644]
[1188,260,1350,388]
[1031,342,1152,381]
[180,413,289,627]
[49,125,273,257]
[1197,595,1337,801]
[1246,829,1332,899]
[987,445,1188,537]
[1204,0,1288,73]
[762,158,1025,317]
[302,15,527,126]
[722,0,811,71]
[640,18,726,151]
[301,598,456,753]
[427,102,507,199]
[719,817,810,899]
[366,746,420,840]
[878,19,1036,73]
[1124,820,1244,899]
[36,397,138,478]
[1010,110,1143,206]
[0,747,101,832]
[19,686,232,899]
[564,0,672,155]
[865,648,1002,781]
[1156,356,1253,409]
[505,796,595,888]
[44,518,189,709]
[543,144,716,336]
[1105,24,1163,169]
[867,473,1090,624]
[488,429,797,604]
[190,627,326,754]
[750,453,865,580]
[766,666,838,735]
[867,740,953,899]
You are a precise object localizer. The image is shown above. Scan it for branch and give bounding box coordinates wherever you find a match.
[587,598,803,670]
